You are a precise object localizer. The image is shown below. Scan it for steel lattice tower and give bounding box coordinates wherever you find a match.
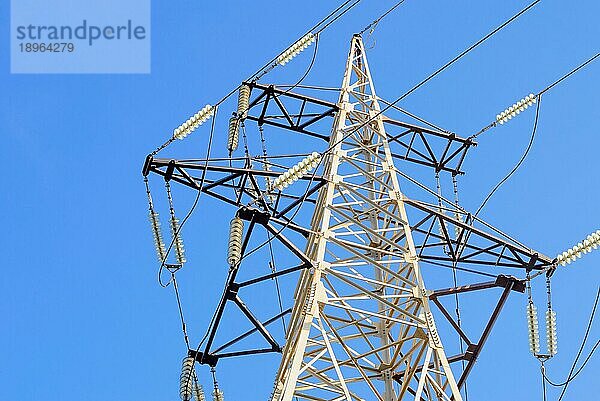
[270,35,461,401]
[143,32,557,401]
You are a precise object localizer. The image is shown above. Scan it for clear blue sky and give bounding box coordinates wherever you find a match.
[1,1,598,400]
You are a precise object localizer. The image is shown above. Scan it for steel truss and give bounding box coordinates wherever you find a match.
[242,81,475,175]
[143,35,554,401]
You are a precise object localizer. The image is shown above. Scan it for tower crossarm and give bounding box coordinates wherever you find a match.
[401,198,554,271]
[239,83,475,175]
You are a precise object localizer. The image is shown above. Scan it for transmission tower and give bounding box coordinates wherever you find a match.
[270,35,461,401]
[141,32,593,401]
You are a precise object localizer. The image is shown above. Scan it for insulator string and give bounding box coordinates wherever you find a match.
[145,176,167,263]
[180,356,195,401]
[237,84,250,119]
[227,217,244,268]
[539,288,599,400]
[546,276,558,356]
[227,115,239,154]
[166,180,187,265]
[192,369,206,401]
[270,152,321,191]
[276,33,316,66]
[471,52,599,140]
[526,273,541,355]
[174,105,215,140]
[555,229,600,266]
[495,94,537,125]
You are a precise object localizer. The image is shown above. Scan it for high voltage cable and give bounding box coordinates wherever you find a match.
[543,340,600,387]
[539,52,600,95]
[471,51,600,139]
[377,97,449,133]
[172,274,191,348]
[540,288,599,398]
[358,0,407,35]
[452,99,541,268]
[556,287,600,400]
[470,52,599,217]
[474,96,542,217]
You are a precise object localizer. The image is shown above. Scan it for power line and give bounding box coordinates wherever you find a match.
[539,52,600,95]
[474,95,541,217]
[358,0,407,35]
[557,287,600,400]
[172,273,191,348]
[471,54,600,215]
[471,51,599,140]
[543,339,600,387]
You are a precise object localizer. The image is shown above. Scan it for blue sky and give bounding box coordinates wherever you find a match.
[1,1,599,400]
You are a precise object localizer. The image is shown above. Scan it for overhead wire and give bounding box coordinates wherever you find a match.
[358,0,407,36]
[453,96,541,266]
[267,232,288,333]
[312,0,363,36]
[539,52,600,96]
[421,260,496,278]
[471,51,599,140]
[556,287,599,400]
[474,95,541,217]
[282,35,320,93]
[258,119,287,333]
[275,84,341,91]
[172,273,191,348]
